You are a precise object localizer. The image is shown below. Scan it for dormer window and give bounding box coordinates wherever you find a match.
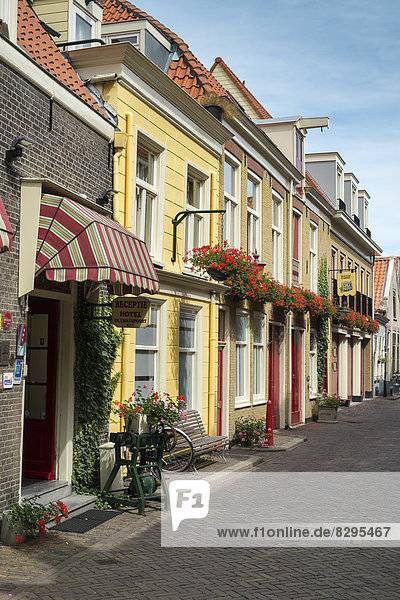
[351,185,357,217]
[336,167,343,201]
[109,33,140,48]
[102,19,171,71]
[73,5,95,47]
[295,130,303,196]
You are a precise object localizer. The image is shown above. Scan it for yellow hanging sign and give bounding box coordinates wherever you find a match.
[337,270,356,296]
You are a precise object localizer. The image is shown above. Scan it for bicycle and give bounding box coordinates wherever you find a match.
[161,425,194,472]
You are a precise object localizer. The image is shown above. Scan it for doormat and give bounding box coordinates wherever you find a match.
[52,509,120,533]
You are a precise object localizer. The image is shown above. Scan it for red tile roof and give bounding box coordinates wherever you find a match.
[374,257,389,312]
[305,171,334,208]
[102,0,229,101]
[209,57,272,120]
[17,0,106,118]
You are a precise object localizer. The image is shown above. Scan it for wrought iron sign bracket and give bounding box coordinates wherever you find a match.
[171,209,225,263]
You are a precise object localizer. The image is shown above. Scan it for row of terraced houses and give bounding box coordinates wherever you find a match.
[0,0,388,515]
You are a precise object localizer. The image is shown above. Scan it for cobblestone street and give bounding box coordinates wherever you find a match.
[1,397,399,600]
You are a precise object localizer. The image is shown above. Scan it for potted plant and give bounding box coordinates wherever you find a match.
[1,496,69,546]
[233,415,266,446]
[317,392,341,423]
[113,387,187,433]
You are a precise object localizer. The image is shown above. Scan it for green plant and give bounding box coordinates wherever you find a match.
[73,293,123,493]
[184,243,274,302]
[317,392,341,406]
[233,415,266,446]
[113,387,187,426]
[317,256,330,392]
[7,497,68,542]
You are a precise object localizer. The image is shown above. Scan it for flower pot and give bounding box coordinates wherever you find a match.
[317,405,338,423]
[125,414,150,434]
[1,511,28,546]
[206,267,227,282]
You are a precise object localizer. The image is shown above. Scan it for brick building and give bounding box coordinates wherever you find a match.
[0,0,158,515]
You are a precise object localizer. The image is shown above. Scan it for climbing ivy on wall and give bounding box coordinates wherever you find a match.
[72,290,123,493]
[317,256,330,392]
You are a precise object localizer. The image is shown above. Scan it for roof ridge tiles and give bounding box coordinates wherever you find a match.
[103,0,230,101]
[209,56,272,120]
[17,0,108,119]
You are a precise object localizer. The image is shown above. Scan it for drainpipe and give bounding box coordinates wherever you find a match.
[287,179,294,428]
[208,172,217,434]
[112,131,127,221]
[120,112,135,418]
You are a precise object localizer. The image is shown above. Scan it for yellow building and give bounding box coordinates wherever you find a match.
[67,41,232,433]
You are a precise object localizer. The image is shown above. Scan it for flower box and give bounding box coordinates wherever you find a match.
[206,267,227,282]
[125,414,150,434]
[317,405,338,423]
[1,511,27,546]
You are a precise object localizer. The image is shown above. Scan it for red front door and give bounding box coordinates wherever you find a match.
[331,333,339,396]
[268,324,280,429]
[23,298,59,480]
[348,338,353,401]
[217,346,223,436]
[361,340,365,397]
[291,329,302,425]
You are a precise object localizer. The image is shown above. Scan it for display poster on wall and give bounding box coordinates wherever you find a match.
[16,324,27,357]
[14,359,23,385]
[3,372,13,388]
[3,312,11,330]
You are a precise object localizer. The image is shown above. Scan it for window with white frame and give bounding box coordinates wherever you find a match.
[309,331,317,397]
[364,201,369,230]
[235,312,249,406]
[337,167,343,200]
[351,185,358,217]
[253,314,265,403]
[109,33,140,47]
[247,173,261,255]
[223,155,240,246]
[272,193,283,281]
[292,211,301,286]
[135,306,159,395]
[179,309,197,410]
[134,132,165,261]
[309,222,318,292]
[184,166,209,256]
[72,5,95,47]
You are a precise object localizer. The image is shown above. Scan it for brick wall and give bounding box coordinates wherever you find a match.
[0,60,112,513]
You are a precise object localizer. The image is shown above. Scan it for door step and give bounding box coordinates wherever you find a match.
[22,480,72,504]
[21,480,96,521]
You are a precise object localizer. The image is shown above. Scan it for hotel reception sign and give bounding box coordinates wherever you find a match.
[112,296,150,328]
[337,270,356,297]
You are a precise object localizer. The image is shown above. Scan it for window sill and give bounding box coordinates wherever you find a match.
[252,397,266,406]
[234,399,251,409]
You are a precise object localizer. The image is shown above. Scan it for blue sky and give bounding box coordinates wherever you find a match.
[140,0,400,255]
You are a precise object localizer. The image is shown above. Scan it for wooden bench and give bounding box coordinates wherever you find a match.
[173,410,229,470]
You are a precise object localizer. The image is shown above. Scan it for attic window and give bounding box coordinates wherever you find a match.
[72,5,95,48]
[110,34,139,47]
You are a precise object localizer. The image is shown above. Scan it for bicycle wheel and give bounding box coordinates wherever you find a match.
[162,427,194,472]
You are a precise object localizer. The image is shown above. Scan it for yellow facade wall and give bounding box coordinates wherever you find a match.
[105,80,222,435]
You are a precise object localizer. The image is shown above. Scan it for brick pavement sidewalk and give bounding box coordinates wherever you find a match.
[0,449,265,598]
[2,397,399,600]
[0,506,161,599]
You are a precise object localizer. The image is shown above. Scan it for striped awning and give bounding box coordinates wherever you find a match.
[0,195,13,253]
[35,194,159,294]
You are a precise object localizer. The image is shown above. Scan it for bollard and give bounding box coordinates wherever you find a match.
[266,399,274,446]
